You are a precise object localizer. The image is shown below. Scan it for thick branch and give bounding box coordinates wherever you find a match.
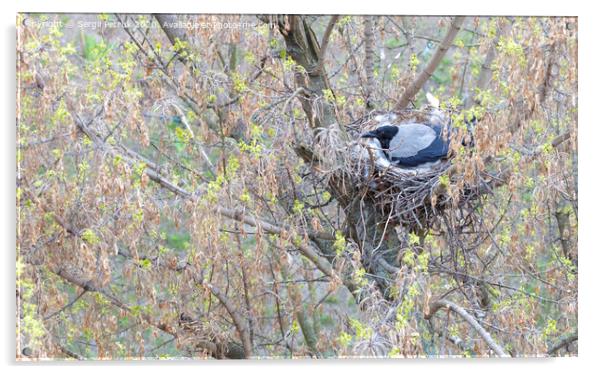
[466,19,512,108]
[426,298,510,357]
[153,14,192,66]
[363,16,377,109]
[547,332,578,356]
[316,15,339,73]
[395,16,465,110]
[205,283,253,358]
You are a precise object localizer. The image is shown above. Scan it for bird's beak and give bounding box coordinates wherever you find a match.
[361,131,377,139]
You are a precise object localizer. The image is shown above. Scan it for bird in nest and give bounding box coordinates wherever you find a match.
[361,121,450,169]
[361,94,472,170]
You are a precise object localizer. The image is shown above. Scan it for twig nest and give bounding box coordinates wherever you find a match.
[312,109,480,230]
[343,109,455,228]
[308,108,485,235]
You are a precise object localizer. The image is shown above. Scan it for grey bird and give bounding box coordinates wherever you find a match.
[361,123,451,168]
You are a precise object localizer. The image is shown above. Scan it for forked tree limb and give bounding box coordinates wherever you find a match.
[395,16,466,110]
[426,298,510,357]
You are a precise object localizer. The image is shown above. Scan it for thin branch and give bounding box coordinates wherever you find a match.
[395,16,466,110]
[149,337,177,354]
[170,103,216,176]
[425,298,510,357]
[44,290,87,320]
[430,267,563,304]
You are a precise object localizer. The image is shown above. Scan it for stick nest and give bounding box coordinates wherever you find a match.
[313,109,482,232]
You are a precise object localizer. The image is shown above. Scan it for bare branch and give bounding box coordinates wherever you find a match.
[44,290,87,320]
[57,344,85,360]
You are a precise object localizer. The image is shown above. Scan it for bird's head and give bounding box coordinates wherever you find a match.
[360,125,399,150]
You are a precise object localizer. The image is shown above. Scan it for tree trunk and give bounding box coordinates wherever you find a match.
[277,16,401,299]
[276,16,337,129]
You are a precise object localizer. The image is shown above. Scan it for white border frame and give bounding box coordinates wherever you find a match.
[3,1,598,373]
